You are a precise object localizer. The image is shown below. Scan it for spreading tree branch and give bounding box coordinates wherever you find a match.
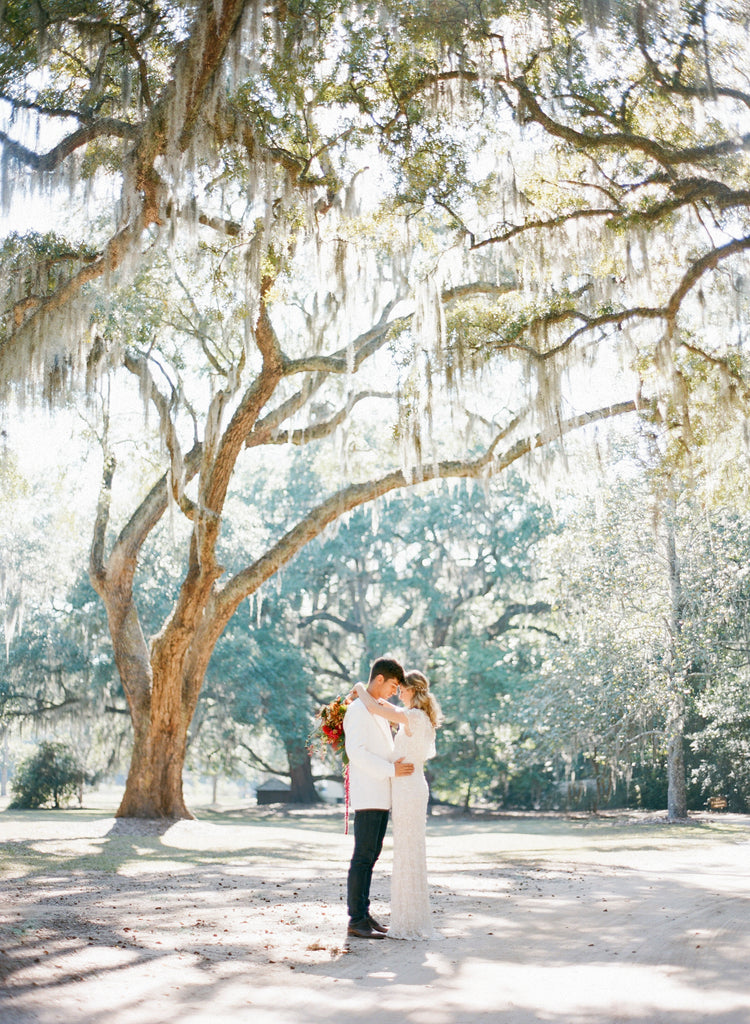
[510,75,750,169]
[0,120,139,172]
[487,601,553,638]
[197,399,638,660]
[297,611,365,635]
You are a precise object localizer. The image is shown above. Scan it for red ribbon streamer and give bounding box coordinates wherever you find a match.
[344,763,350,835]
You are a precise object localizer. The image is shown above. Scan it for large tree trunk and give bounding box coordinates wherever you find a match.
[116,688,193,819]
[95,544,203,819]
[108,616,196,818]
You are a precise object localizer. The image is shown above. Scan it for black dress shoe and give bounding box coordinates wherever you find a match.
[367,914,388,933]
[347,921,385,939]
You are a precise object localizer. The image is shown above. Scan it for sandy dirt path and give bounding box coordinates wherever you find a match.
[1,806,749,1024]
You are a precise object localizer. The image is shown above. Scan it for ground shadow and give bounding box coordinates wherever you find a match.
[1,808,749,1024]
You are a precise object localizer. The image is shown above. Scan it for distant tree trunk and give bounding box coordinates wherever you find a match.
[666,692,687,820]
[665,521,688,821]
[1,728,8,796]
[463,780,472,813]
[286,740,320,803]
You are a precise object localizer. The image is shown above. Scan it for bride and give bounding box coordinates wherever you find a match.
[354,669,443,940]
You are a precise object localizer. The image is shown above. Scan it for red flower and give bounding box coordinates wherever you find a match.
[310,695,350,765]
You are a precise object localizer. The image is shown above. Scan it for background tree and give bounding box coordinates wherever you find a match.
[207,462,554,806]
[678,504,750,813]
[9,740,86,809]
[515,467,670,811]
[516,418,750,816]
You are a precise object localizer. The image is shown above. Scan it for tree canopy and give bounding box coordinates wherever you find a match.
[1,1,748,398]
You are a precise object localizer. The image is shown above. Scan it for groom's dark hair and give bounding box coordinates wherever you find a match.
[369,655,405,685]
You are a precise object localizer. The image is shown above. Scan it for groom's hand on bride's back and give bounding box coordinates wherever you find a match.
[394,757,414,776]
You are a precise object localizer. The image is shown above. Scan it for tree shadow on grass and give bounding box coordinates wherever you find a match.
[1,811,749,1024]
[0,811,338,876]
[288,854,750,1024]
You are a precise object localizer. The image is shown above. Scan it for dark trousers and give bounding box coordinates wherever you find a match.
[347,808,389,924]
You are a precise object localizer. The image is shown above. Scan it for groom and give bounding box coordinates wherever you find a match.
[344,655,414,939]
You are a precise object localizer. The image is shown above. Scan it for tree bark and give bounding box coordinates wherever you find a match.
[666,692,687,822]
[99,590,194,818]
[115,664,194,819]
[285,740,320,804]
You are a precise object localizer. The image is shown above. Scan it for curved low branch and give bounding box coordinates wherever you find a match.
[283,298,400,376]
[237,740,288,777]
[244,373,328,447]
[123,349,191,513]
[89,449,116,582]
[471,178,750,253]
[202,399,637,649]
[111,442,203,567]
[267,390,393,447]
[164,200,243,238]
[497,233,750,364]
[488,601,552,638]
[298,611,364,635]
[472,207,618,251]
[0,92,86,120]
[0,119,139,172]
[665,234,750,320]
[511,75,750,169]
[282,281,513,378]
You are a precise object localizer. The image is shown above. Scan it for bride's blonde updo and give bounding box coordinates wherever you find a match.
[404,670,443,729]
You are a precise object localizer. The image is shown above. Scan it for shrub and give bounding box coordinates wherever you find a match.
[9,741,85,809]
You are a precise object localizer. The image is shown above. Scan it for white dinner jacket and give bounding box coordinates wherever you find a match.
[343,698,395,810]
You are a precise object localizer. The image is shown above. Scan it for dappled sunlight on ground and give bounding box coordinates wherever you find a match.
[1,805,749,1023]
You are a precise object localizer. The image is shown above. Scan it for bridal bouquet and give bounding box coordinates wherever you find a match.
[311,695,350,765]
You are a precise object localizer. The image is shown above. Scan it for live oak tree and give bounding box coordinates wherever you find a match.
[1,1,748,817]
[213,467,553,805]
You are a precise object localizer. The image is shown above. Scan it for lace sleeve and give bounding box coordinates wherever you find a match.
[406,709,436,761]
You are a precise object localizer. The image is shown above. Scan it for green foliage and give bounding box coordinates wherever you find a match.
[0,1,176,119]
[431,640,520,807]
[205,451,555,803]
[0,231,98,267]
[9,740,85,809]
[3,0,750,818]
[494,762,558,811]
[514,432,750,813]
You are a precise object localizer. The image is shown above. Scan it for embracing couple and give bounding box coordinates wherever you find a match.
[344,654,443,941]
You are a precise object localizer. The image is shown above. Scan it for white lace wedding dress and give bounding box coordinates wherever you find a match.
[388,708,439,940]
